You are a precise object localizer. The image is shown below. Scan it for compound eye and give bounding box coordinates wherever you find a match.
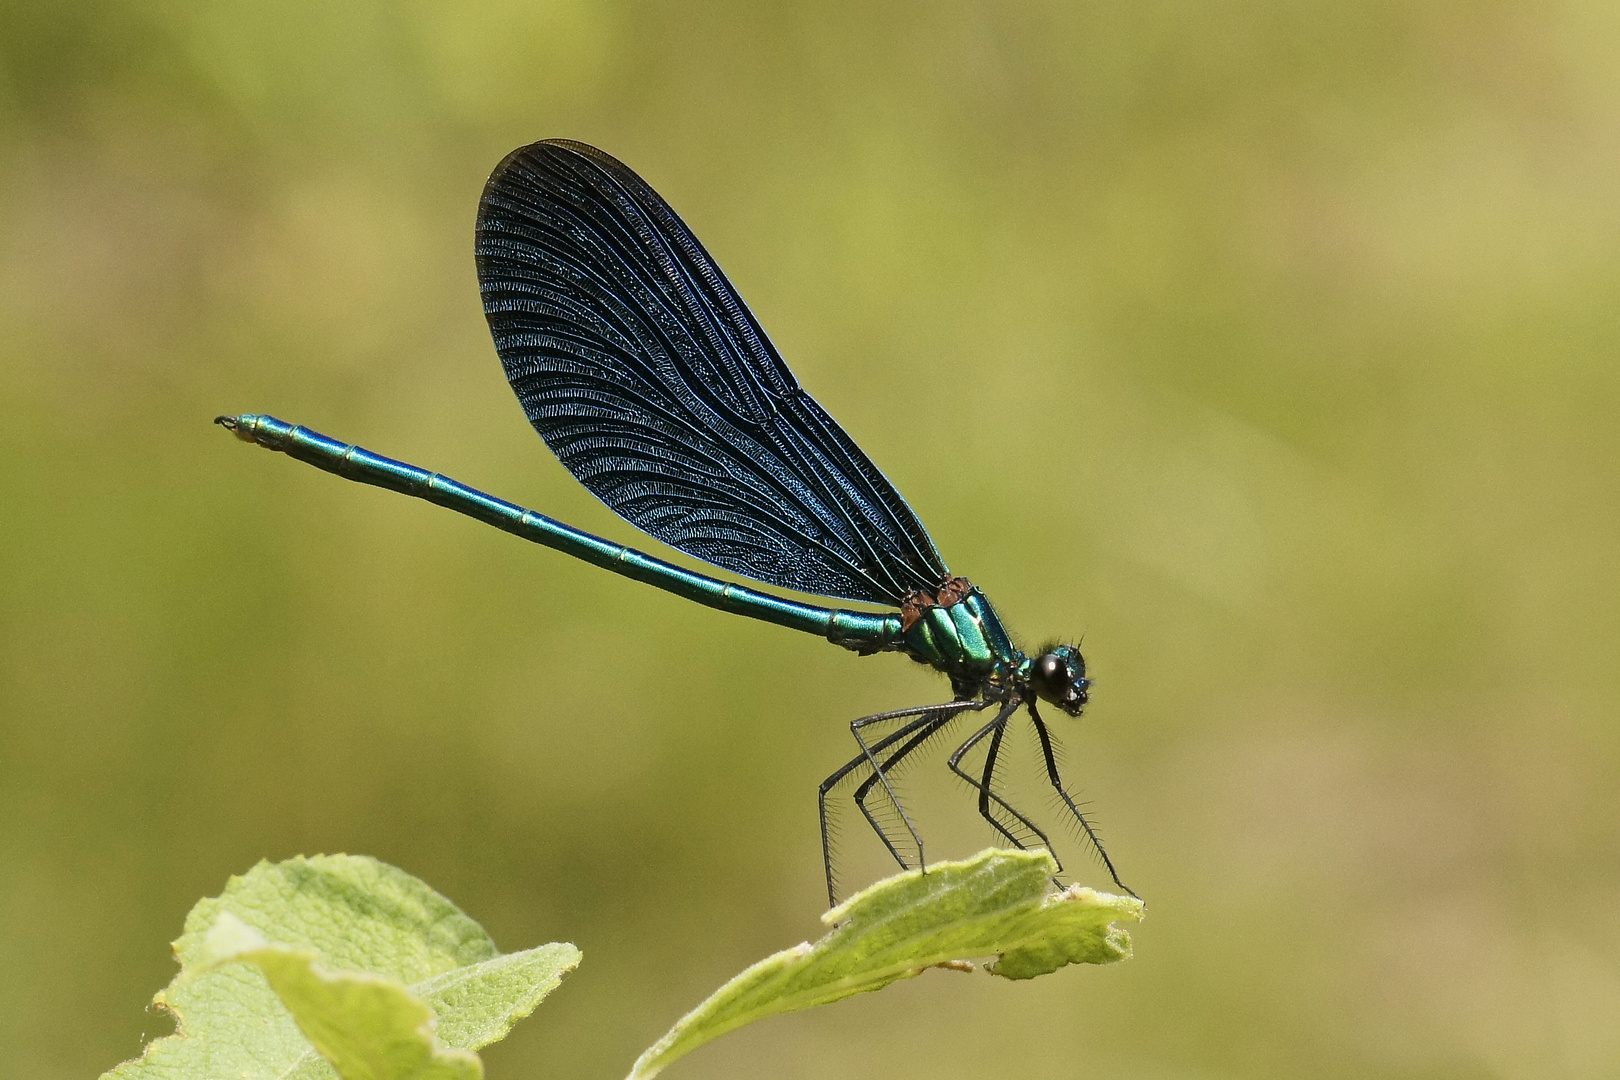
[1031,652,1071,703]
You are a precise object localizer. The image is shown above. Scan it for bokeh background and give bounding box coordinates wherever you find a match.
[4,2,1618,1077]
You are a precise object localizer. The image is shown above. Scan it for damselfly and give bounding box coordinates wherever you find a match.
[218,140,1134,905]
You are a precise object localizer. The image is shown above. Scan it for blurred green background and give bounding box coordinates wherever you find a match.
[3,1,1618,1077]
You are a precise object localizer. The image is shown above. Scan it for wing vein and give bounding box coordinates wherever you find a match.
[475,140,950,604]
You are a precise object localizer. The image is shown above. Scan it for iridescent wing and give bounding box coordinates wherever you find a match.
[475,140,949,606]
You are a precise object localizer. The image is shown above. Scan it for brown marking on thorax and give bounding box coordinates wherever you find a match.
[898,576,975,632]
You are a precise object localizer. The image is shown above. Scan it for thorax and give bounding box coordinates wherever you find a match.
[899,577,1023,695]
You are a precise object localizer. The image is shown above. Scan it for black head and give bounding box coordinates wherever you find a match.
[1028,644,1089,715]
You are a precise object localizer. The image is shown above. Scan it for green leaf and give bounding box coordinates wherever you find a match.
[103,855,580,1080]
[627,848,1142,1080]
[200,914,481,1080]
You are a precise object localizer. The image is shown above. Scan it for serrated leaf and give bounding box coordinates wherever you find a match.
[627,849,1142,1080]
[103,855,580,1080]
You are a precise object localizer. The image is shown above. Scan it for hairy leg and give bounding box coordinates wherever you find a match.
[946,699,1054,854]
[1028,701,1138,898]
[818,699,989,907]
[850,712,961,872]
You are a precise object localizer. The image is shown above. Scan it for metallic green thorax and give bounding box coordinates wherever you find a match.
[901,586,1020,692]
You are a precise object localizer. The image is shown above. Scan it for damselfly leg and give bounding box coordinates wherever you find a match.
[850,712,966,867]
[947,699,1057,861]
[818,699,989,907]
[1028,701,1138,899]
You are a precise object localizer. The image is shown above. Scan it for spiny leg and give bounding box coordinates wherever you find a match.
[975,714,1058,855]
[1028,701,1138,899]
[850,704,960,878]
[819,699,988,907]
[840,715,943,875]
[947,699,1055,855]
[821,701,985,904]
[850,711,962,873]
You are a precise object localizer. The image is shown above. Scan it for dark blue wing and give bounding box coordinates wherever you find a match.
[474,139,949,606]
